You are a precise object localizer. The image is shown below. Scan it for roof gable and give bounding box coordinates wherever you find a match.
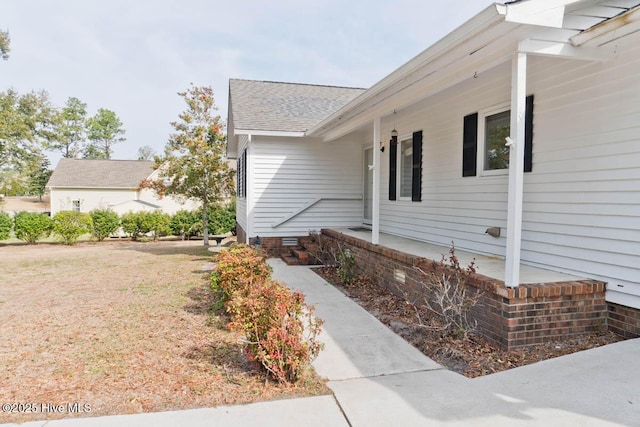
[228,79,365,133]
[47,158,155,189]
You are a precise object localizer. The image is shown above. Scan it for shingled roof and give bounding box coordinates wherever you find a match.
[229,79,365,132]
[47,158,155,189]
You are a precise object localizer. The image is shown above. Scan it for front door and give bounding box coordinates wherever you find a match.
[363,147,373,226]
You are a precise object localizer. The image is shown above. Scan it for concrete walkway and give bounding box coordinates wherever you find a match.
[4,260,639,426]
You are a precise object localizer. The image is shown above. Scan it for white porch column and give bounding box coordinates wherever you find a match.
[246,134,253,245]
[505,52,527,287]
[372,117,381,245]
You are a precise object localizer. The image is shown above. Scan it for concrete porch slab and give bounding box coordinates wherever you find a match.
[334,228,582,284]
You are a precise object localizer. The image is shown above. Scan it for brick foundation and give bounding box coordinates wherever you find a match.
[247,236,305,258]
[608,303,640,339]
[235,222,247,245]
[322,229,610,349]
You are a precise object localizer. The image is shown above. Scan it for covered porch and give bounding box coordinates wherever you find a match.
[334,227,581,285]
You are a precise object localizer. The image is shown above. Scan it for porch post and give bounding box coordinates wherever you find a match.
[505,52,527,287]
[372,117,381,245]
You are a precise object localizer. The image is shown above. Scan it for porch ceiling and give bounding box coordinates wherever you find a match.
[333,228,582,285]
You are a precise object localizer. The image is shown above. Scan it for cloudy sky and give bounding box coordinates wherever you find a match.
[2,0,488,164]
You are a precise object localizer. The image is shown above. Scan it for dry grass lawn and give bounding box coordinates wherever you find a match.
[0,240,327,423]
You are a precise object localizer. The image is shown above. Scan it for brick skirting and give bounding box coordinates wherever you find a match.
[322,229,611,349]
[608,303,640,338]
[235,222,246,245]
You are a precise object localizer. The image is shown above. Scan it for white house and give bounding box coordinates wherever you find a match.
[47,158,199,216]
[227,0,640,326]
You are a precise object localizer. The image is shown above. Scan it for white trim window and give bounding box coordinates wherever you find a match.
[478,103,510,175]
[72,200,81,212]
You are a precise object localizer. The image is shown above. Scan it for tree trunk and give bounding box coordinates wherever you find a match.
[202,194,209,246]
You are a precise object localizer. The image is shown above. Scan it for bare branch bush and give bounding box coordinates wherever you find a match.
[402,244,483,339]
[306,231,340,267]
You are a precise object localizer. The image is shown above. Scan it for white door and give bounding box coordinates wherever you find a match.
[363,147,373,226]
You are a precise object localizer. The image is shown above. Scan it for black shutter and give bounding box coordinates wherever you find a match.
[242,150,247,197]
[389,136,397,201]
[524,95,534,173]
[412,131,422,202]
[462,113,478,177]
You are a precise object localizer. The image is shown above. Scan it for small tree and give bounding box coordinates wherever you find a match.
[53,210,92,245]
[14,211,52,244]
[53,97,87,158]
[136,145,155,161]
[27,156,52,201]
[89,209,120,241]
[0,211,12,240]
[141,84,235,246]
[0,30,10,61]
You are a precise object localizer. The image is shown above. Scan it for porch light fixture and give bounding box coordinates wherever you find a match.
[380,140,385,152]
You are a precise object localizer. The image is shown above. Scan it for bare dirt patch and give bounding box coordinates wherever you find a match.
[315,267,622,378]
[0,196,48,212]
[0,240,327,423]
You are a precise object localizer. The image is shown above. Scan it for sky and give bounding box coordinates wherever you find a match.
[1,0,489,165]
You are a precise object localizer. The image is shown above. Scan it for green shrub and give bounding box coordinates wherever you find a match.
[211,244,271,303]
[207,202,235,235]
[120,211,153,241]
[53,210,93,245]
[226,279,323,383]
[89,209,120,241]
[0,212,12,240]
[170,209,200,240]
[147,211,171,240]
[14,211,53,244]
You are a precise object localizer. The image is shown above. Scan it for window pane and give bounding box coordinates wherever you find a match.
[484,110,510,170]
[400,139,412,198]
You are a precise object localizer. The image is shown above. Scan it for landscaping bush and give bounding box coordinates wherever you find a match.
[211,243,323,383]
[13,211,53,244]
[0,211,12,240]
[89,209,120,241]
[211,244,271,303]
[226,279,323,383]
[147,211,171,240]
[170,209,200,240]
[120,211,153,241]
[53,211,93,245]
[412,244,482,339]
[206,202,235,235]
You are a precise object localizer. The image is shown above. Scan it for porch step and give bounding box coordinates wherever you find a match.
[281,254,304,266]
[291,248,310,260]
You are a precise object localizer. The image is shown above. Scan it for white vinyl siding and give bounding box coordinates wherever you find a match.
[374,43,640,308]
[250,136,363,237]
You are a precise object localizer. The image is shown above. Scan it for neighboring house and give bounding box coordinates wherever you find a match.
[46,158,199,216]
[228,0,640,321]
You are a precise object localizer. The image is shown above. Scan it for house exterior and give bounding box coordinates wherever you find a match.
[46,158,199,216]
[227,0,640,328]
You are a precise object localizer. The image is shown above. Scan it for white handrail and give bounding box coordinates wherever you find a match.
[271,194,362,228]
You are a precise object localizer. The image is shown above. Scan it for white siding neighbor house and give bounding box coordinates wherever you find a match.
[47,158,199,216]
[227,0,640,317]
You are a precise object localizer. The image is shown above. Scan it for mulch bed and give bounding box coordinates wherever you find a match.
[314,267,622,378]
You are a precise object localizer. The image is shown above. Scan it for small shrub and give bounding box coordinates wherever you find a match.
[89,209,120,241]
[53,210,93,245]
[170,209,200,240]
[120,211,153,241]
[14,211,53,244]
[207,202,235,235]
[306,230,340,266]
[211,244,271,302]
[147,211,171,240]
[0,211,12,240]
[337,245,356,284]
[412,244,482,339]
[227,279,323,383]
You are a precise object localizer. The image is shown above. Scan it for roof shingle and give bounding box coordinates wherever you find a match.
[47,158,155,189]
[229,79,365,132]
